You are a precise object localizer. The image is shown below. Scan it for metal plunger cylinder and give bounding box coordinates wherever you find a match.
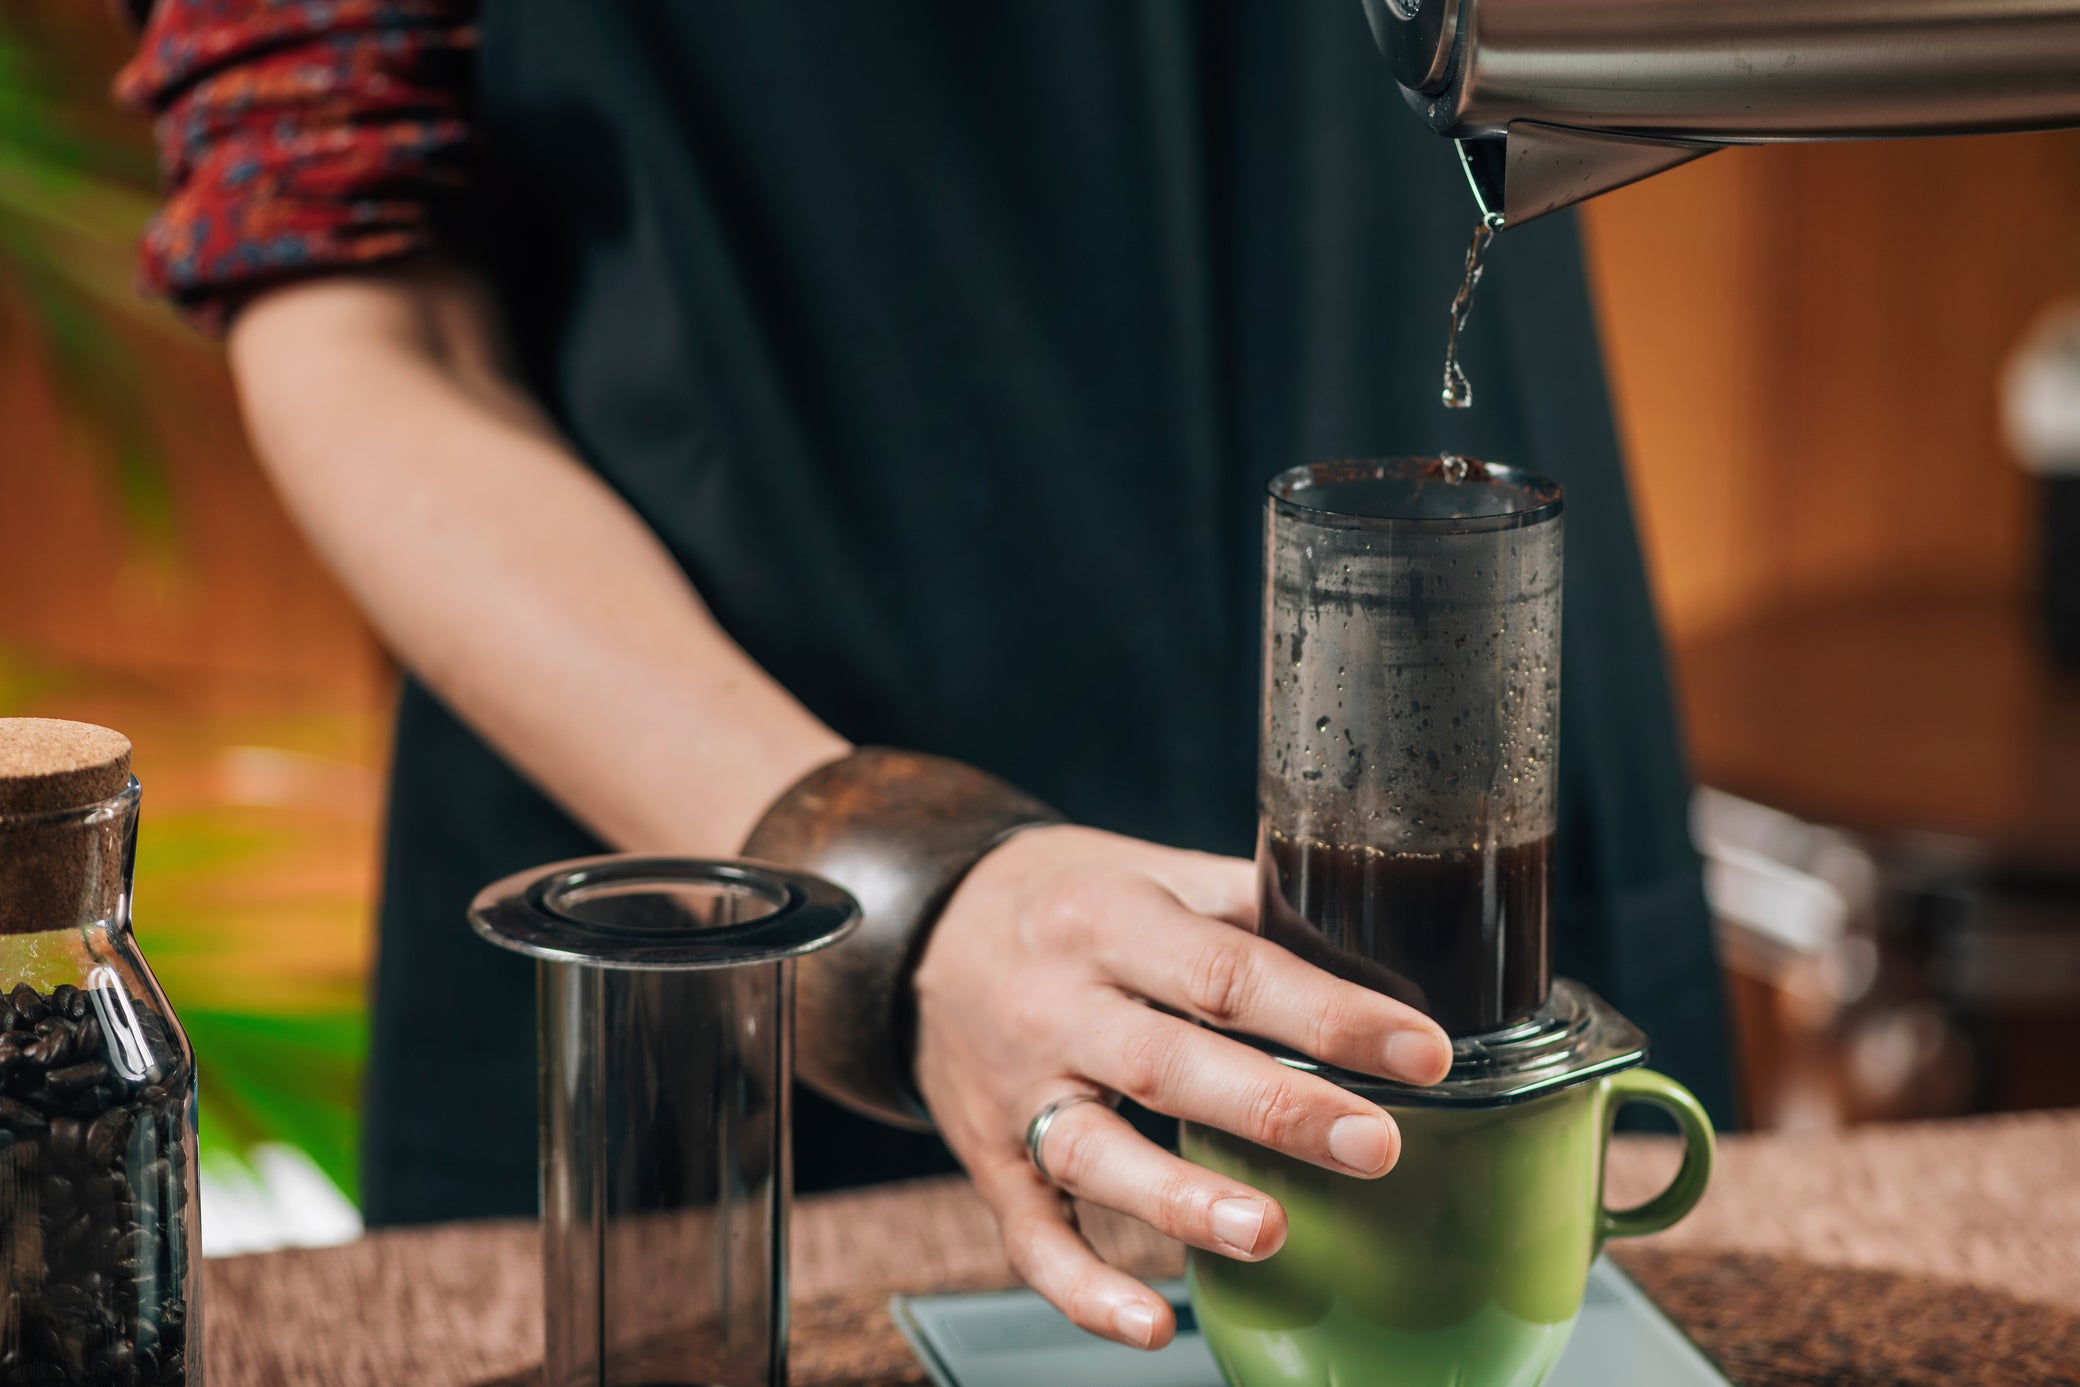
[472,858,857,1387]
[1256,459,1564,1036]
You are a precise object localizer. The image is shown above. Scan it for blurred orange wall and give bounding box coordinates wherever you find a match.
[1585,132,2080,647]
[0,313,385,713]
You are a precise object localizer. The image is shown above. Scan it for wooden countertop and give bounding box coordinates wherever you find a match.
[203,1108,2080,1386]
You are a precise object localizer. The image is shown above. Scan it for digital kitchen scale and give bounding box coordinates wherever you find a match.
[891,1258,1732,1387]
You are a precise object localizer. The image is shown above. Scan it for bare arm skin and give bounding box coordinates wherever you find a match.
[228,263,1453,1350]
[228,263,847,855]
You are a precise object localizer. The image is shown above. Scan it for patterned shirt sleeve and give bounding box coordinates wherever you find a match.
[114,0,479,331]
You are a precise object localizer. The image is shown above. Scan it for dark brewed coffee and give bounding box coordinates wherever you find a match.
[1260,830,1552,1036]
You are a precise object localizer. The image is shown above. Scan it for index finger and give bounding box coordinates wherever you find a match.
[1094,880,1453,1085]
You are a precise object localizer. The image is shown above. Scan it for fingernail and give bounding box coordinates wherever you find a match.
[1329,1114,1392,1175]
[1114,1299,1159,1349]
[1386,1029,1452,1084]
[1211,1198,1267,1256]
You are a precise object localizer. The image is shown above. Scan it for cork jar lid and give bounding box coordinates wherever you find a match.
[0,719,134,816]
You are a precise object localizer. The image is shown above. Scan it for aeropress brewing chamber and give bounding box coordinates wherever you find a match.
[1255,459,1647,1105]
[473,857,858,1387]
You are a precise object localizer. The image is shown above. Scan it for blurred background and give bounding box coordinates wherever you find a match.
[3,4,2077,1250]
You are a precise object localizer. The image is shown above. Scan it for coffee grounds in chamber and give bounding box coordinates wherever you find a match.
[0,982,193,1387]
[1260,831,1551,1037]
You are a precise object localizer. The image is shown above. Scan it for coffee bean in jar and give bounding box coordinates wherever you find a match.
[0,720,200,1387]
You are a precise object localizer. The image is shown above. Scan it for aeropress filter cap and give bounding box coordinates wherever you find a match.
[472,856,858,1387]
[1251,978,1651,1110]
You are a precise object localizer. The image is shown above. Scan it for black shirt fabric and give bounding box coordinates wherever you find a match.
[359,0,1735,1226]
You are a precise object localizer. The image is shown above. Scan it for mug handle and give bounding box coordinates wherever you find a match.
[1598,1067,1716,1243]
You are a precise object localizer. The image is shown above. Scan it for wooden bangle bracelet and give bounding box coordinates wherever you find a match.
[742,748,1064,1130]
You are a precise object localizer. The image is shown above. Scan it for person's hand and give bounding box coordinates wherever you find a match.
[911,824,1454,1350]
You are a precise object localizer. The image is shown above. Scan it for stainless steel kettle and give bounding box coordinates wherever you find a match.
[1364,0,2080,227]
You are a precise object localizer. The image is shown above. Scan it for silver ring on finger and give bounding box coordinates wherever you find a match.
[1025,1092,1111,1186]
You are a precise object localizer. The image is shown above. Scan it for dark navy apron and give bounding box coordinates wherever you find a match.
[358,0,1734,1225]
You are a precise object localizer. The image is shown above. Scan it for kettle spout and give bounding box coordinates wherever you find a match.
[1463,123,1716,229]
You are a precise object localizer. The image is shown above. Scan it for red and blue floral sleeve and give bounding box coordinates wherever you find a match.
[115,0,479,331]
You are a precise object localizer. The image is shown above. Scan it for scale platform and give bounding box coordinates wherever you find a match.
[891,1258,1731,1387]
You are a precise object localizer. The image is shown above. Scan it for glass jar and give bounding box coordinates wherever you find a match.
[472,856,859,1387]
[1,724,201,1387]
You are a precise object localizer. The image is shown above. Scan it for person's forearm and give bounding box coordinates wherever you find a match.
[227,263,847,855]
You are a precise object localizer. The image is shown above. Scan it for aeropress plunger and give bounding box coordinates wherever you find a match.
[1182,458,1715,1387]
[472,856,858,1387]
[1249,455,1655,1098]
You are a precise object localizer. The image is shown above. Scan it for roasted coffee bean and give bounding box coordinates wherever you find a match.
[41,1280,92,1320]
[75,1317,111,1362]
[46,1062,109,1098]
[20,1030,65,1070]
[33,1017,74,1069]
[85,1108,134,1166]
[0,998,15,1033]
[85,1223,122,1268]
[52,1209,93,1255]
[0,1094,49,1133]
[90,1345,140,1387]
[26,1087,85,1120]
[50,984,83,1021]
[9,983,47,1024]
[47,1115,83,1163]
[0,999,196,1384]
[39,1172,74,1212]
[71,1013,100,1061]
[35,1086,103,1121]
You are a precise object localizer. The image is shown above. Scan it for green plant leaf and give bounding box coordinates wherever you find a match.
[0,7,196,551]
[181,1008,369,1204]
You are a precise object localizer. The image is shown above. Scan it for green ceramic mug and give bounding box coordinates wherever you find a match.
[1181,1068,1715,1387]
